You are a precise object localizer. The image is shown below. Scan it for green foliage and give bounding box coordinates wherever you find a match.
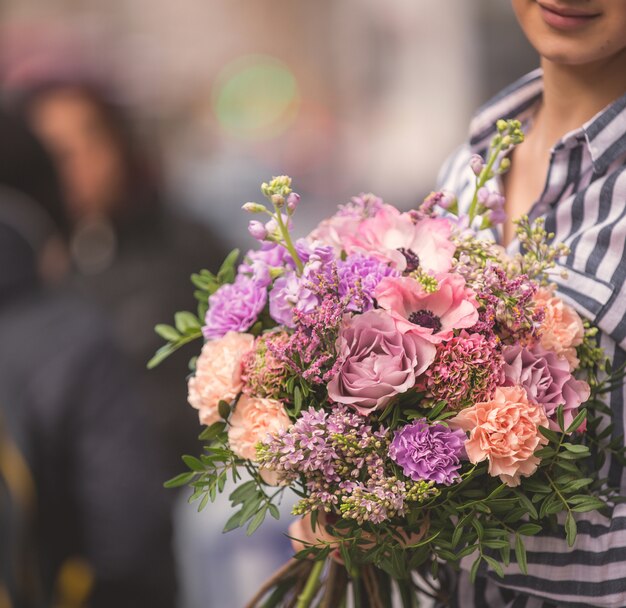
[147,249,240,369]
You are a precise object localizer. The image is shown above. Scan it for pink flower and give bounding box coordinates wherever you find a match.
[534,287,585,369]
[375,274,479,343]
[450,386,549,487]
[187,332,254,426]
[327,309,436,415]
[343,206,456,273]
[503,344,590,431]
[228,395,291,461]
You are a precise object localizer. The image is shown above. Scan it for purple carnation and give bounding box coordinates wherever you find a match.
[269,272,299,328]
[337,254,399,312]
[203,275,267,339]
[503,344,590,431]
[389,420,465,485]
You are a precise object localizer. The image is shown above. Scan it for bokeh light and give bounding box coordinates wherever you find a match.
[212,55,300,141]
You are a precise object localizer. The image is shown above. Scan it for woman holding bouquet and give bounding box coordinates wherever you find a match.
[438,1,626,606]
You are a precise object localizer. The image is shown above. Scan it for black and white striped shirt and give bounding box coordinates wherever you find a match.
[438,69,626,608]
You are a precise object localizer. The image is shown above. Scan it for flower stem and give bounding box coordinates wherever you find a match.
[295,559,325,608]
[273,205,304,275]
[468,141,503,223]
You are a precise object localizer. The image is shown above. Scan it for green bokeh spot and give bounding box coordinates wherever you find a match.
[213,56,299,139]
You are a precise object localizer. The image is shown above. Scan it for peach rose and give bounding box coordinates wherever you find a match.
[534,287,584,369]
[450,386,549,487]
[228,395,291,461]
[187,331,254,426]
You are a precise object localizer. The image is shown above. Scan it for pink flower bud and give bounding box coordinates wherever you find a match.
[469,154,484,177]
[286,192,300,212]
[248,220,268,241]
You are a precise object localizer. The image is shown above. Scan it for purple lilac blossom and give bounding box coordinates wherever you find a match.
[203,275,267,339]
[503,344,590,431]
[389,420,465,485]
[239,243,293,287]
[337,254,399,312]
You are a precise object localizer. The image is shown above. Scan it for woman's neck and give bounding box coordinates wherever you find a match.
[536,51,626,145]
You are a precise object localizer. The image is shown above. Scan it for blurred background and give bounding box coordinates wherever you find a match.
[0,1,537,607]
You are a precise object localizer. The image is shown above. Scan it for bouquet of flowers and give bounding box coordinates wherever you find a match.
[151,120,625,607]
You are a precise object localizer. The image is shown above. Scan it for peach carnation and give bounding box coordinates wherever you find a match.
[187,331,254,426]
[450,386,549,487]
[534,287,584,369]
[228,395,291,461]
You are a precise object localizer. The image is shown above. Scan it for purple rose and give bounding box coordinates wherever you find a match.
[327,309,436,415]
[390,420,466,485]
[203,275,267,340]
[503,344,590,431]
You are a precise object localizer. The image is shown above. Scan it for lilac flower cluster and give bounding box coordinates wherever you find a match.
[337,254,399,312]
[472,264,544,344]
[257,406,439,524]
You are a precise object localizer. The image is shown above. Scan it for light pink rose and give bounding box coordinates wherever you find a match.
[534,287,585,369]
[342,206,455,273]
[228,395,291,461]
[187,332,254,426]
[450,386,549,487]
[327,309,436,415]
[375,274,479,343]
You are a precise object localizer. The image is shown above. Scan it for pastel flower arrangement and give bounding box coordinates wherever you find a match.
[152,120,623,607]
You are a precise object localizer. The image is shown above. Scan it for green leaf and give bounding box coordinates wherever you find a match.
[517,523,542,536]
[217,249,240,284]
[223,509,244,533]
[565,512,577,547]
[427,400,447,421]
[566,409,587,434]
[247,507,267,535]
[175,311,201,333]
[218,400,232,420]
[229,480,258,505]
[293,386,303,416]
[470,555,481,583]
[147,344,177,369]
[561,443,589,454]
[515,535,528,574]
[539,426,561,444]
[268,504,280,520]
[557,405,565,432]
[163,471,195,488]
[483,555,504,578]
[155,324,180,341]
[182,455,205,472]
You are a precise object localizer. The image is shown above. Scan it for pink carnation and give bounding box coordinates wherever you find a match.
[327,309,436,415]
[534,287,585,369]
[450,386,549,487]
[228,395,291,461]
[375,274,479,343]
[187,332,254,426]
[342,205,455,273]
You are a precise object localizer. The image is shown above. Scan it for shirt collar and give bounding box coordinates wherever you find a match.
[469,68,626,175]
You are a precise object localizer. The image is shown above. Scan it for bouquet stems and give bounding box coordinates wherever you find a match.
[295,559,325,608]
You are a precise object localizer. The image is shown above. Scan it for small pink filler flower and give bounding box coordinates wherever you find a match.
[187,332,254,426]
[450,386,549,487]
[228,395,292,461]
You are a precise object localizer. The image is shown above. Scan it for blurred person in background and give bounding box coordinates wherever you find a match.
[12,80,227,474]
[0,108,176,607]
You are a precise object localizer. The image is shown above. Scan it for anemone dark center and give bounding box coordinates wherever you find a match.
[397,247,420,272]
[408,309,442,332]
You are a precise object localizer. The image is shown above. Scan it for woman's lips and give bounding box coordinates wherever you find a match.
[538,2,601,30]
